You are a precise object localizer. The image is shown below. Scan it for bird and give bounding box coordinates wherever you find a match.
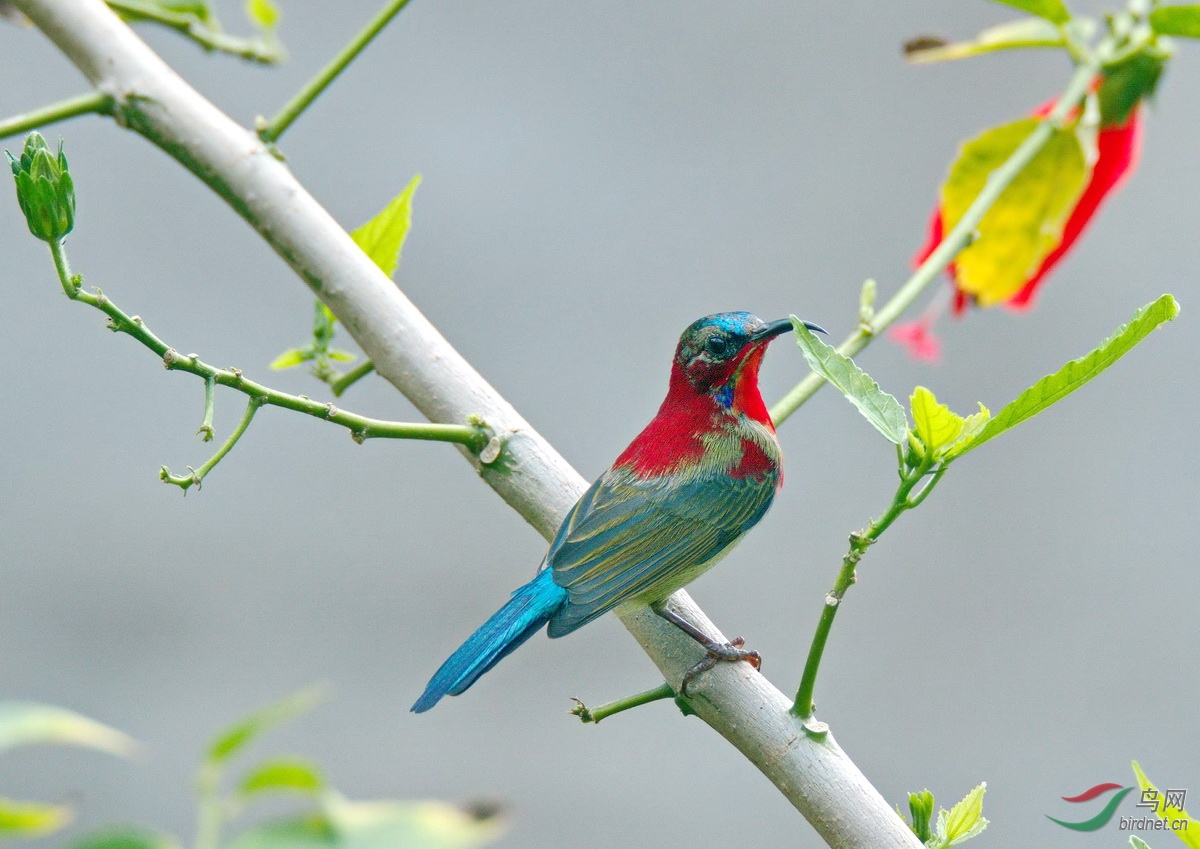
[411,311,822,713]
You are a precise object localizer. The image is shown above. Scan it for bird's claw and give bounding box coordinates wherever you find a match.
[679,636,762,696]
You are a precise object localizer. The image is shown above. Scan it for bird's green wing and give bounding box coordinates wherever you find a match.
[544,468,777,637]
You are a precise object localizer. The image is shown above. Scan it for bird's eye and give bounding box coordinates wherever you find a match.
[705,336,729,356]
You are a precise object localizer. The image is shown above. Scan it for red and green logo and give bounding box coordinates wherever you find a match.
[1048,783,1134,831]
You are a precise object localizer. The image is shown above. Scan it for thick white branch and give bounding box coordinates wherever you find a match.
[11,2,922,845]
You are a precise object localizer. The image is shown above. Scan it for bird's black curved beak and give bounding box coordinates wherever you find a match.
[751,317,827,342]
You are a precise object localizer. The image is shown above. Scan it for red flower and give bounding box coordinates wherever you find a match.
[888,318,942,364]
[915,95,1143,315]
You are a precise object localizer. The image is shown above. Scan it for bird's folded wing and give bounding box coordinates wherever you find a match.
[544,469,776,636]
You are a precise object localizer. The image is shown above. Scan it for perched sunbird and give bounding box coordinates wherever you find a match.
[412,312,822,713]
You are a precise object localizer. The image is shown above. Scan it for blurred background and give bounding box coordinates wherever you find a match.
[1,1,1196,846]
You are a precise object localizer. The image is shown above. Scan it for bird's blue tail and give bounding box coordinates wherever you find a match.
[411,568,568,713]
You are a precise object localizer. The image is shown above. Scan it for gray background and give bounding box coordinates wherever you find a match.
[1,1,1196,847]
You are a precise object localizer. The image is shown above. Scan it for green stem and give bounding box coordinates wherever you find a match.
[769,56,1101,426]
[570,683,677,723]
[331,359,375,397]
[43,246,491,477]
[0,91,114,141]
[162,396,261,492]
[194,761,223,849]
[106,0,284,64]
[258,0,414,142]
[198,374,216,442]
[792,454,940,719]
[48,240,81,299]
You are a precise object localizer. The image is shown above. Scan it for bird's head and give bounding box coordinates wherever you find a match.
[670,312,821,404]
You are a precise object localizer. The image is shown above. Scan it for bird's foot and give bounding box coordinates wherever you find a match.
[679,636,761,696]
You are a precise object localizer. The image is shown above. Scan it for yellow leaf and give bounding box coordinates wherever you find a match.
[0,797,71,836]
[246,0,279,30]
[1132,761,1200,849]
[940,118,1087,306]
[910,386,965,455]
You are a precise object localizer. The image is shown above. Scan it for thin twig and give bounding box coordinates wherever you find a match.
[792,453,943,720]
[106,0,283,64]
[257,0,413,142]
[330,359,374,396]
[0,91,114,141]
[769,56,1100,426]
[161,396,262,492]
[45,240,491,462]
[570,683,679,724]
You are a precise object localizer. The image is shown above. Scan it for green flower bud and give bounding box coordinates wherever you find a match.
[908,789,935,843]
[6,132,75,243]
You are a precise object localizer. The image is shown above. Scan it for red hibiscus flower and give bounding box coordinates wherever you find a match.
[915,99,1142,316]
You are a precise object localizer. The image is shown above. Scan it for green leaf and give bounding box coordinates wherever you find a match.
[940,783,988,846]
[228,799,506,849]
[1150,5,1200,38]
[0,797,71,836]
[1132,761,1200,849]
[269,347,313,369]
[227,815,334,849]
[906,18,1065,64]
[67,826,182,849]
[965,295,1180,454]
[910,387,964,455]
[206,686,326,766]
[246,0,279,30]
[791,319,908,444]
[327,349,357,363]
[1131,838,1153,849]
[949,404,992,460]
[351,174,422,280]
[987,0,1071,24]
[0,702,136,757]
[238,757,325,799]
[328,798,506,849]
[1098,50,1166,126]
[940,118,1087,306]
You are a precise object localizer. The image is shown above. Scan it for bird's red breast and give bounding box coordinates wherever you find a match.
[614,342,779,481]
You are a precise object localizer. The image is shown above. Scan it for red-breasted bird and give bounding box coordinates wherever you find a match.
[412,312,822,712]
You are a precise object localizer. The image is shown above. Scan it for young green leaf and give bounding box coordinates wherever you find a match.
[0,702,136,756]
[238,757,325,799]
[0,797,71,836]
[941,783,988,846]
[910,387,965,456]
[269,347,313,370]
[940,118,1087,306]
[1131,761,1200,848]
[1149,5,1200,38]
[67,826,183,849]
[987,0,1071,24]
[246,0,279,30]
[206,685,326,766]
[791,319,908,444]
[966,295,1180,454]
[1130,837,1153,849]
[328,349,357,363]
[906,17,1065,64]
[351,174,422,280]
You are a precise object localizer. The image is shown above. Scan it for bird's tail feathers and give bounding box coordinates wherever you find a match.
[411,569,567,713]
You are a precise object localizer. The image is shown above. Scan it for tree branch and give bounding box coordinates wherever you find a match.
[10,1,921,844]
